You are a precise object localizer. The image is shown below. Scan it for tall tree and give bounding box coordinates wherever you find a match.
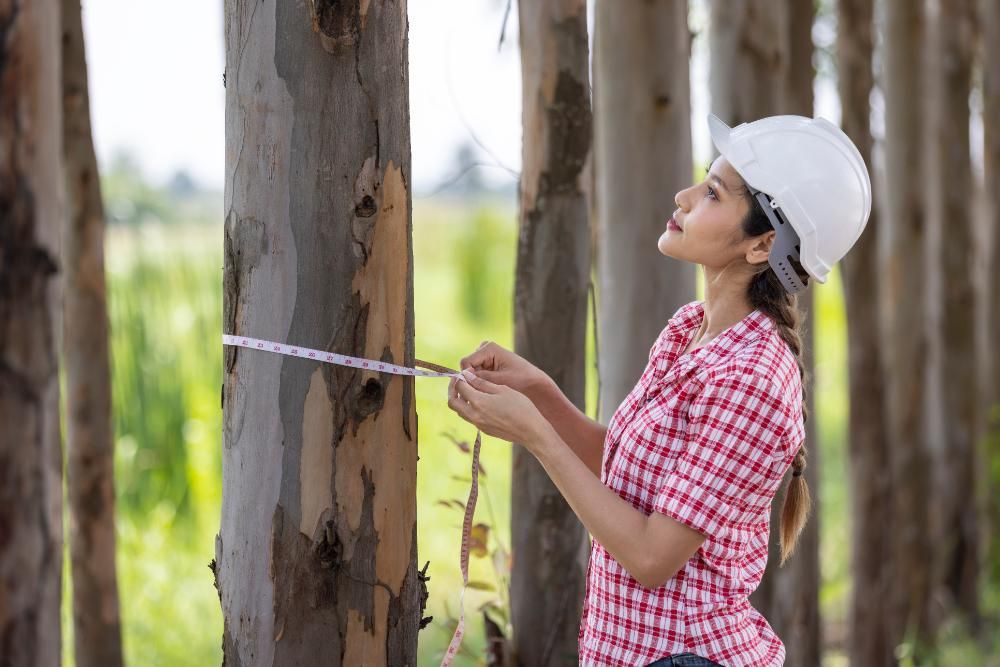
[512,1,591,664]
[747,2,822,663]
[930,0,980,632]
[0,0,64,664]
[593,0,695,421]
[708,2,823,659]
[217,2,424,664]
[837,0,895,663]
[61,0,124,664]
[882,0,934,650]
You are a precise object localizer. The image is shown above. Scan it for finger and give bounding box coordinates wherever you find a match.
[460,342,494,371]
[461,369,501,394]
[453,375,481,404]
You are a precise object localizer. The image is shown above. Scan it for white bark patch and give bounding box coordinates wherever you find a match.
[299,368,334,537]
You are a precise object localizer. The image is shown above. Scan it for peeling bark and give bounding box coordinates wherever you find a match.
[219,1,419,664]
[0,0,64,664]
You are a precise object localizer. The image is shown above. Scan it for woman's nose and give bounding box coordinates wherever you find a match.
[674,189,687,211]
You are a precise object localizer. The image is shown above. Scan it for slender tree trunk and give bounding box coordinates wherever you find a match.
[881,0,934,651]
[982,0,1000,615]
[0,0,64,664]
[594,0,695,423]
[60,1,124,664]
[708,1,823,655]
[745,3,822,664]
[987,0,1000,417]
[218,2,423,664]
[837,0,896,663]
[512,2,591,664]
[930,0,980,633]
[709,0,788,123]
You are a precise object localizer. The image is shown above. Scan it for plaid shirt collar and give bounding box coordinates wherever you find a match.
[664,300,775,371]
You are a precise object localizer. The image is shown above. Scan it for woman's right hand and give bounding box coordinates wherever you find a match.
[459,341,553,400]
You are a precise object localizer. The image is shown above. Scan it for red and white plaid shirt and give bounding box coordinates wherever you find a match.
[578,299,806,666]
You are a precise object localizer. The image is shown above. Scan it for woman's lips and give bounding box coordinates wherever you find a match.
[667,216,682,231]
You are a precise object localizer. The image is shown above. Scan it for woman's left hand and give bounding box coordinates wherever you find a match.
[447,369,552,450]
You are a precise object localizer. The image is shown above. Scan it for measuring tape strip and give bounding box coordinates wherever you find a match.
[222,333,480,666]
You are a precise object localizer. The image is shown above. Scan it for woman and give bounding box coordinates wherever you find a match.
[446,113,872,666]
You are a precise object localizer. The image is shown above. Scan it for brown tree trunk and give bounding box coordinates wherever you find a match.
[218,2,423,664]
[593,0,695,422]
[930,0,980,634]
[709,0,788,123]
[881,0,934,652]
[60,1,124,664]
[746,4,822,664]
[836,0,896,663]
[0,0,64,664]
[982,0,1000,616]
[512,2,591,665]
[709,1,824,658]
[987,0,1000,415]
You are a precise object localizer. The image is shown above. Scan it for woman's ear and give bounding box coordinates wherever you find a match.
[745,230,776,266]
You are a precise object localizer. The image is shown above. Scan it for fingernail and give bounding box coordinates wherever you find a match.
[462,368,476,381]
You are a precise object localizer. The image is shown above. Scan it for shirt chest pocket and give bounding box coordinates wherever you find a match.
[606,369,700,491]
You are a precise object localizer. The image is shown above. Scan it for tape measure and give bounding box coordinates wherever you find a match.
[223,334,481,666]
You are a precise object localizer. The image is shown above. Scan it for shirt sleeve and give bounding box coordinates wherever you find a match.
[651,369,790,540]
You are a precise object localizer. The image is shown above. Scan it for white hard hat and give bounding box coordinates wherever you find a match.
[707,113,872,291]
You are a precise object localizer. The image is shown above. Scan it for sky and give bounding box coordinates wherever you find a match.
[81,0,840,196]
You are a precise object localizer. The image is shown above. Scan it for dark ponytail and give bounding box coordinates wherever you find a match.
[742,184,812,566]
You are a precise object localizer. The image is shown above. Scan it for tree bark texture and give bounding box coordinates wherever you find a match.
[836,0,896,663]
[0,0,64,664]
[60,0,125,664]
[594,0,696,423]
[881,0,934,650]
[218,2,422,665]
[512,2,591,665]
[709,0,788,124]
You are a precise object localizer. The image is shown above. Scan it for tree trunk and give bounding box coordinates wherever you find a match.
[881,0,934,651]
[987,0,1000,417]
[0,0,64,664]
[593,0,695,422]
[836,0,896,663]
[930,0,980,633]
[709,0,788,123]
[218,2,423,665]
[512,2,591,665]
[982,0,1000,618]
[746,4,821,663]
[708,1,823,657]
[60,0,125,664]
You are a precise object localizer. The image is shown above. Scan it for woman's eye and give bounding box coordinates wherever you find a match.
[705,186,717,200]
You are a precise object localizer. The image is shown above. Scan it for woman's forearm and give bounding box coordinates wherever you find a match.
[526,378,607,477]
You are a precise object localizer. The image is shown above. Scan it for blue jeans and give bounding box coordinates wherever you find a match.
[644,653,726,667]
